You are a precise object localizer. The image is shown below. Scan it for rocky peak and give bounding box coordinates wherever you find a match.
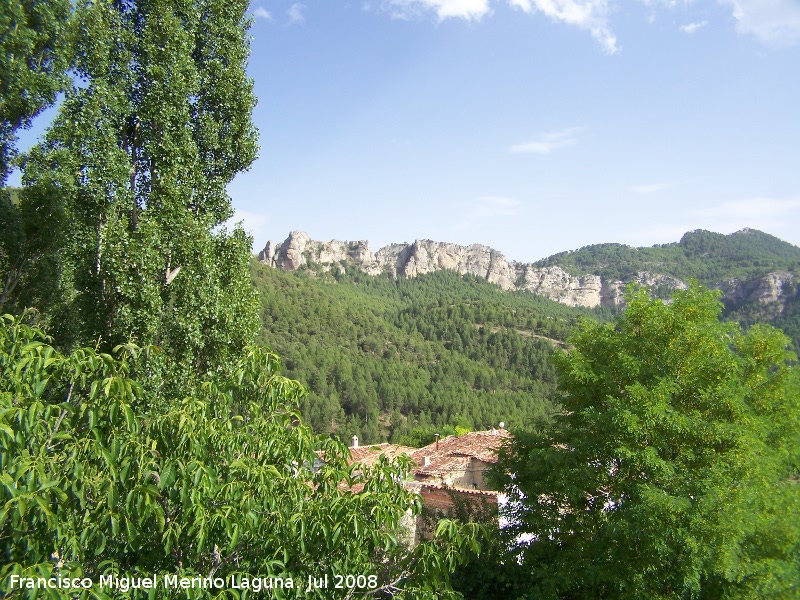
[258,232,620,307]
[259,231,375,272]
[257,232,796,312]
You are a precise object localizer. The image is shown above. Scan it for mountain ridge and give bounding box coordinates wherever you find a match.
[252,228,800,443]
[257,229,800,314]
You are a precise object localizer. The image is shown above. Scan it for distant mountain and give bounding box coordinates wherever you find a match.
[258,229,800,328]
[532,228,800,345]
[258,230,666,308]
[252,229,800,445]
[536,228,800,284]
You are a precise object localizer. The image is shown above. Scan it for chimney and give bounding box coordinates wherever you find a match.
[351,435,358,448]
[423,456,431,467]
[434,433,440,451]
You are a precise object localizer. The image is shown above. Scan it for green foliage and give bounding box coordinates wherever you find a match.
[1,2,489,596]
[535,227,800,352]
[537,229,800,284]
[15,0,260,394]
[1,0,71,313]
[415,487,526,600]
[394,425,468,448]
[726,281,800,354]
[0,0,71,183]
[0,314,480,598]
[496,285,800,599]
[0,184,64,316]
[252,263,606,444]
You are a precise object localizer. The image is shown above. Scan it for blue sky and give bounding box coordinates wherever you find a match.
[10,1,800,263]
[228,0,800,262]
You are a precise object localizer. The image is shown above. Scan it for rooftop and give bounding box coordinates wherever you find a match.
[344,429,511,477]
[408,429,510,477]
[348,443,417,467]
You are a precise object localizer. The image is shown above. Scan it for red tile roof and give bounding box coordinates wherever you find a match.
[408,429,510,476]
[341,430,511,481]
[348,443,417,467]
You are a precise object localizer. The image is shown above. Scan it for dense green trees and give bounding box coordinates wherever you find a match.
[10,0,259,394]
[0,314,479,598]
[0,0,71,184]
[251,264,604,444]
[1,4,487,597]
[1,0,71,313]
[536,229,800,286]
[496,285,800,599]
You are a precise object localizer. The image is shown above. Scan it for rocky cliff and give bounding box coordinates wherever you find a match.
[258,231,799,312]
[712,271,797,317]
[259,232,520,288]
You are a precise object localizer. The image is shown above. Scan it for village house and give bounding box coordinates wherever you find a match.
[346,428,511,543]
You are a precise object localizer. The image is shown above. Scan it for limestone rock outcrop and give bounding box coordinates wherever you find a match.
[713,271,797,314]
[393,241,517,290]
[514,265,604,308]
[259,231,377,272]
[257,232,796,312]
[259,233,518,288]
[601,272,689,307]
[258,232,628,307]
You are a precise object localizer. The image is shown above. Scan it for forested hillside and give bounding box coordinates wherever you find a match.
[252,261,610,445]
[536,228,800,283]
[536,228,800,349]
[253,228,800,447]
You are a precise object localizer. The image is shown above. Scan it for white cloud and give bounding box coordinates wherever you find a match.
[631,182,671,193]
[473,196,522,217]
[640,0,681,7]
[693,197,800,219]
[453,196,522,232]
[680,19,708,33]
[378,0,617,50]
[287,3,306,25]
[645,1,800,46]
[372,1,800,53]
[510,127,583,154]
[717,0,800,46]
[508,0,618,53]
[380,0,492,20]
[253,6,272,20]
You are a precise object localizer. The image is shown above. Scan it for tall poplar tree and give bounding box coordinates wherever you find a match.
[2,8,485,594]
[1,0,71,314]
[22,0,259,391]
[0,0,71,184]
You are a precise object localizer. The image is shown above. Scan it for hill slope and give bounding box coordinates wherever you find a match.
[536,228,800,347]
[259,228,800,350]
[536,228,800,283]
[251,262,607,445]
[252,228,800,446]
